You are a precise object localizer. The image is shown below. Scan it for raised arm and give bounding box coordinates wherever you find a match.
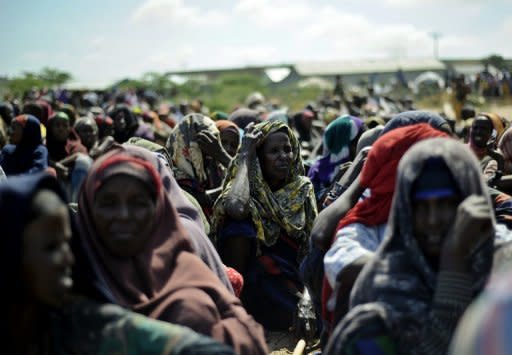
[223,124,263,221]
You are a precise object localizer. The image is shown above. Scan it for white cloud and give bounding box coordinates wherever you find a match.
[219,45,279,66]
[131,0,227,26]
[234,0,310,27]
[302,6,433,59]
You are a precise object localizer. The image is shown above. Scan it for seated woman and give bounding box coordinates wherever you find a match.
[46,111,92,201]
[76,146,267,354]
[468,114,501,182]
[322,124,448,327]
[1,172,234,355]
[325,137,511,355]
[215,120,241,158]
[122,142,234,293]
[307,115,364,203]
[213,120,317,330]
[108,104,155,143]
[0,114,48,175]
[167,113,232,219]
[74,116,100,153]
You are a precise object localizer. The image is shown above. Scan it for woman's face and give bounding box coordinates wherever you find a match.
[258,131,293,190]
[22,191,74,308]
[220,129,239,157]
[92,174,157,257]
[52,118,70,142]
[471,118,493,148]
[413,195,460,267]
[76,122,98,150]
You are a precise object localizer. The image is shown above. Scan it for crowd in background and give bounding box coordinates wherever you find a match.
[3,76,512,354]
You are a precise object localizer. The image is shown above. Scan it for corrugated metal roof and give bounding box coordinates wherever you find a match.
[294,58,445,76]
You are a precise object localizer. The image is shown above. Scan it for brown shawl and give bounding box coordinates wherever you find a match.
[77,145,267,354]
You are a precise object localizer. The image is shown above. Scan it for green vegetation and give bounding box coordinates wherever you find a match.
[5,67,72,97]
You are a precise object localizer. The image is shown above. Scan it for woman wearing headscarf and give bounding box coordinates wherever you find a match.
[74,116,99,153]
[167,114,231,219]
[1,172,234,355]
[46,111,91,202]
[380,110,452,136]
[467,114,501,182]
[325,138,511,355]
[322,123,448,328]
[307,115,364,202]
[213,120,317,330]
[215,120,240,158]
[480,112,507,145]
[76,146,267,354]
[108,104,154,143]
[311,111,454,253]
[0,114,48,175]
[121,142,234,292]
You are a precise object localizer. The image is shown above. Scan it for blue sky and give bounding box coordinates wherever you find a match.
[2,0,511,87]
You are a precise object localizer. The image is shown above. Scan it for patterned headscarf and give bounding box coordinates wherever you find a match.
[167,113,219,186]
[213,120,317,251]
[350,138,497,352]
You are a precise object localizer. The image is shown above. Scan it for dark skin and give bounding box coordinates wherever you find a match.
[75,119,98,151]
[11,190,74,353]
[470,117,493,149]
[222,124,293,272]
[332,194,493,325]
[429,194,493,273]
[92,175,157,257]
[9,119,23,145]
[219,129,240,158]
[312,147,370,250]
[196,129,232,167]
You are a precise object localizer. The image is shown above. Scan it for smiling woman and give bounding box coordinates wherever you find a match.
[1,173,235,355]
[76,145,268,354]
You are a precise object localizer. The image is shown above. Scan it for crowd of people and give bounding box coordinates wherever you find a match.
[2,84,512,354]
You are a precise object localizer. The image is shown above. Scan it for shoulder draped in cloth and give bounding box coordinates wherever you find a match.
[167,113,221,188]
[336,123,449,232]
[77,145,267,354]
[349,138,500,354]
[321,123,449,326]
[213,120,317,253]
[0,114,48,175]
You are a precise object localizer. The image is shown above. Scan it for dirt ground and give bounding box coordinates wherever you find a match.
[421,100,512,122]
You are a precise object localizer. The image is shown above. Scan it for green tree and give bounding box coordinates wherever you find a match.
[142,72,175,96]
[482,54,508,70]
[7,71,45,97]
[39,67,73,86]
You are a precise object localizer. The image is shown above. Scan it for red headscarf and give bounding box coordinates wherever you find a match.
[335,123,449,232]
[322,123,449,327]
[215,119,240,135]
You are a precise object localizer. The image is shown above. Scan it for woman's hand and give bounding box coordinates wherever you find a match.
[197,130,231,166]
[239,122,263,156]
[441,195,493,270]
[341,147,370,185]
